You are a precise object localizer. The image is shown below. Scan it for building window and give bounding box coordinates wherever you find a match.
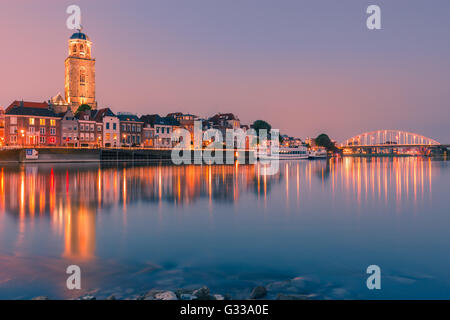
[40,127,45,135]
[10,126,17,134]
[29,118,35,125]
[106,122,110,130]
[10,136,17,143]
[40,119,45,125]
[113,123,117,130]
[156,127,160,133]
[90,133,94,141]
[29,127,35,134]
[106,133,111,140]
[10,117,17,125]
[80,68,86,86]
[137,126,141,133]
[50,119,56,126]
[90,124,94,131]
[40,136,46,144]
[50,128,56,135]
[97,126,102,132]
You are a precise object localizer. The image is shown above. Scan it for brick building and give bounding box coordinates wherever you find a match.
[4,101,60,147]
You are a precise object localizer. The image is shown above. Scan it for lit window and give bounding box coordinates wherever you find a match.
[40,119,46,125]
[29,118,35,125]
[50,119,56,126]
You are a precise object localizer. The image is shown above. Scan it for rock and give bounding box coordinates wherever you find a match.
[32,296,49,300]
[266,281,291,292]
[79,295,96,300]
[106,295,116,300]
[276,294,309,300]
[143,289,163,300]
[154,291,178,301]
[180,294,197,300]
[250,286,267,299]
[192,286,211,300]
[213,294,225,300]
[175,288,194,298]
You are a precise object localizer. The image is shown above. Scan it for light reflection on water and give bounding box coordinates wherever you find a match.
[0,158,449,299]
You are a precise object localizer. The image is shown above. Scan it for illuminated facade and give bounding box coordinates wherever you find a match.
[65,30,97,111]
[4,101,60,146]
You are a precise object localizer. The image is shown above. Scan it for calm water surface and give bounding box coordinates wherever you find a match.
[0,157,449,299]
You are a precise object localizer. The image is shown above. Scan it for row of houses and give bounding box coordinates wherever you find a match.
[0,100,246,149]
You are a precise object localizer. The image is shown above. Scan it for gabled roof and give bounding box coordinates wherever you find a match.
[117,113,142,122]
[6,100,49,113]
[50,93,67,105]
[208,113,239,123]
[94,108,116,122]
[6,106,58,118]
[75,110,95,121]
[141,114,180,126]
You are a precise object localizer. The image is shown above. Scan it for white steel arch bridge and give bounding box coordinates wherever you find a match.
[340,130,440,147]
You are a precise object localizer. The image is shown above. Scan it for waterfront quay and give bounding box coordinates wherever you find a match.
[0,147,254,164]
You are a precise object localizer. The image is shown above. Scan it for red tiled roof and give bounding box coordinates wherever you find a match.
[6,100,49,112]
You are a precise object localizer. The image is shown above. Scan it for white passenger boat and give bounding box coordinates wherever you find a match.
[257,146,309,160]
[308,148,328,159]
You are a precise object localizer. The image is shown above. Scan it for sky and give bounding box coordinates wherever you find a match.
[1,0,450,142]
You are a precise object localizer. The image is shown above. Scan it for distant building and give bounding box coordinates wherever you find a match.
[4,100,60,146]
[209,113,240,129]
[75,110,102,147]
[60,109,79,147]
[142,126,156,148]
[0,107,4,146]
[141,114,179,148]
[95,108,120,148]
[117,113,143,147]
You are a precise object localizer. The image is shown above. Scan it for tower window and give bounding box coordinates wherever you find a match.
[80,68,86,86]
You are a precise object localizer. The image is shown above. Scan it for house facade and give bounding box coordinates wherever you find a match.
[4,101,61,147]
[117,113,143,147]
[60,109,79,147]
[76,110,103,147]
[95,108,120,148]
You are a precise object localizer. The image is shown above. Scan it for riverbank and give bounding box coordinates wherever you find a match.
[0,148,254,164]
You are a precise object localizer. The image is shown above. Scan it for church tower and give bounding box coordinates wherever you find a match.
[65,29,97,111]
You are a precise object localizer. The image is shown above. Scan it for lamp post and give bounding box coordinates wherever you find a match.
[20,129,25,148]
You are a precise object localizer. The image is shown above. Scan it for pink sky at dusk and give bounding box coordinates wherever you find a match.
[1,0,450,142]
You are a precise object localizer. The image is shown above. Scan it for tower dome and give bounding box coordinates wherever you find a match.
[70,32,90,41]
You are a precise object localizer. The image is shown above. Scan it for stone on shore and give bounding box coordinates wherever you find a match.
[32,296,49,300]
[154,291,178,300]
[192,286,211,300]
[250,286,267,299]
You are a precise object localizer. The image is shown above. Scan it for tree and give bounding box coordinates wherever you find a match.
[314,133,335,151]
[252,120,271,135]
[252,120,272,144]
[76,104,91,113]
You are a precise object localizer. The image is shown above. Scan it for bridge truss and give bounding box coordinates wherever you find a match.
[340,130,440,147]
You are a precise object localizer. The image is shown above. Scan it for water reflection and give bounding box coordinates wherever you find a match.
[0,157,448,299]
[0,158,440,260]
